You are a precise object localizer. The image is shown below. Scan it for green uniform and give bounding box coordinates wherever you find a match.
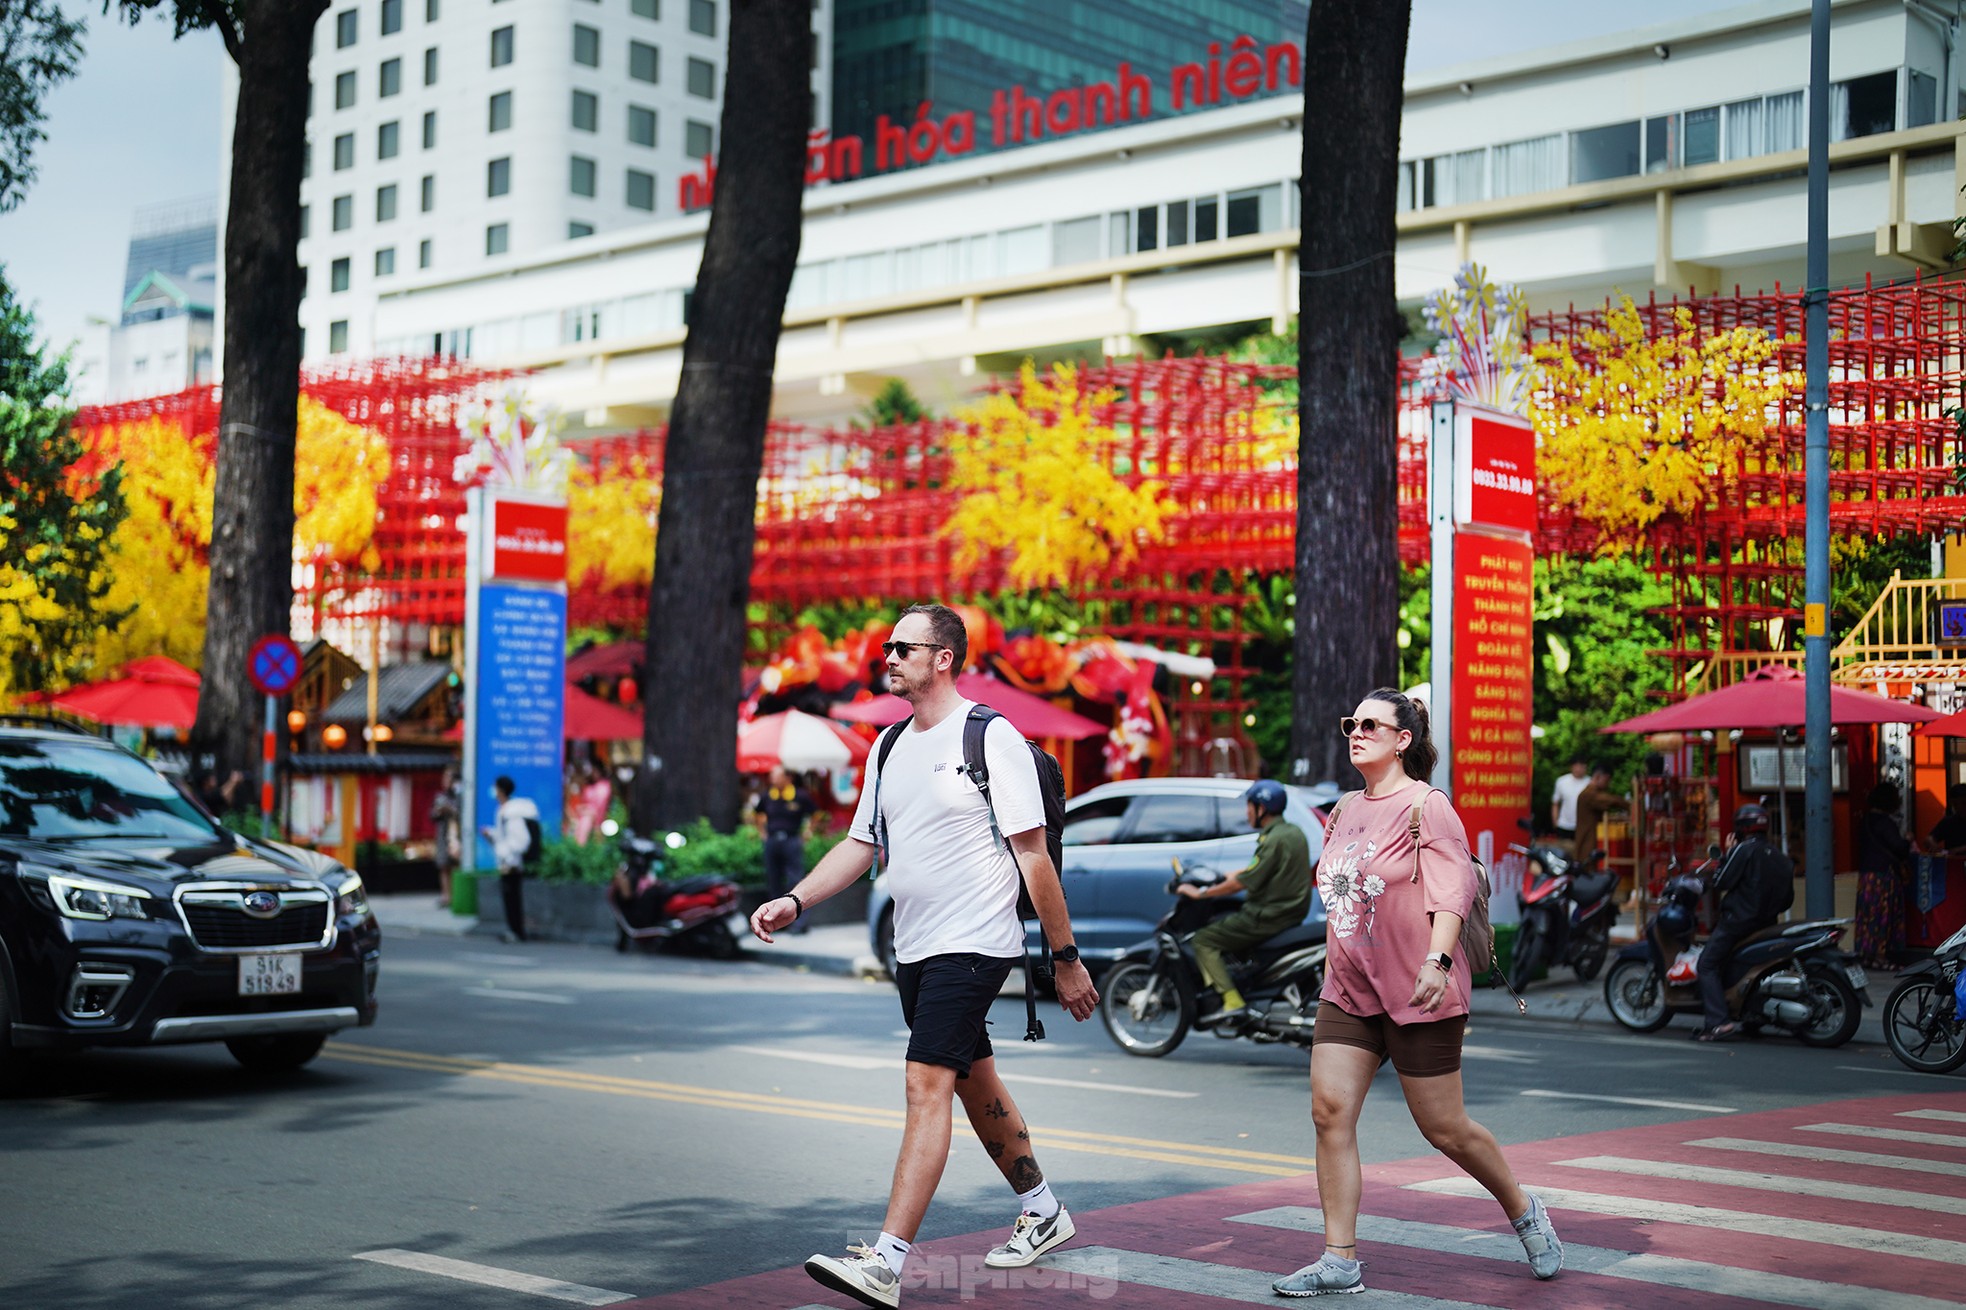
[1194,819,1313,1002]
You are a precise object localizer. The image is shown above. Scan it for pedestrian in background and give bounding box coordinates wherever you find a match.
[481,775,539,944]
[758,764,813,933]
[1856,782,1913,970]
[1549,755,1588,844]
[1571,762,1621,862]
[431,766,462,909]
[1273,687,1561,1298]
[749,603,1096,1309]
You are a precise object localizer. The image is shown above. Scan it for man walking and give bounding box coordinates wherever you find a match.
[749,603,1098,1309]
[1177,779,1310,1030]
[480,775,539,944]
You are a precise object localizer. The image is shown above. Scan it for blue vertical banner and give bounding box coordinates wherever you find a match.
[471,585,567,868]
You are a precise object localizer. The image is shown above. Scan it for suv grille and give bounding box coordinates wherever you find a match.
[177,888,333,952]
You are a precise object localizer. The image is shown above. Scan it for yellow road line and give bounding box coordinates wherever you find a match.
[324,1042,1316,1177]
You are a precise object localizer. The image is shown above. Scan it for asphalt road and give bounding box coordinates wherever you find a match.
[0,923,1956,1310]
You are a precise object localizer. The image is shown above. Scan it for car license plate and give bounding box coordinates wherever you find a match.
[239,953,302,996]
[1844,965,1869,992]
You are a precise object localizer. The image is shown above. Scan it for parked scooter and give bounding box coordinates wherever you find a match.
[1508,818,1619,992]
[1884,919,1966,1073]
[606,831,747,958]
[1602,853,1868,1046]
[1098,861,1327,1057]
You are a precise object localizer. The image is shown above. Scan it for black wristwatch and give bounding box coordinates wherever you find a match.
[1053,944,1081,965]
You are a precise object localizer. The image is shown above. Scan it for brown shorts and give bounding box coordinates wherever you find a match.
[1314,1001,1466,1078]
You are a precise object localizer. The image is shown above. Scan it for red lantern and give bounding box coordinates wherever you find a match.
[618,676,638,704]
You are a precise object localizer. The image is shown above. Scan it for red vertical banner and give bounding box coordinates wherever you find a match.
[1449,533,1535,872]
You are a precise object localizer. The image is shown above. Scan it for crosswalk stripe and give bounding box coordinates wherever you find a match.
[353,1250,633,1304]
[1042,1246,1505,1308]
[1519,1088,1735,1113]
[1801,1122,1966,1148]
[1553,1154,1966,1213]
[1690,1135,1966,1179]
[1226,1205,1961,1310]
[1902,1109,1966,1124]
[1404,1178,1966,1264]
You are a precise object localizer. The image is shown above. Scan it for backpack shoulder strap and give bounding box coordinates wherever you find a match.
[1407,787,1436,884]
[962,704,1008,848]
[869,716,913,870]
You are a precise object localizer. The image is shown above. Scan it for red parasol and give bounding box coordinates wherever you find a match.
[738,709,871,773]
[50,657,203,730]
[1602,664,1940,733]
[830,672,1107,740]
[564,685,644,741]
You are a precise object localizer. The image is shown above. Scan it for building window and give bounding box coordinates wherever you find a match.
[331,257,351,292]
[334,132,355,169]
[1491,132,1563,198]
[1570,120,1639,184]
[486,223,509,256]
[1834,70,1898,141]
[488,156,511,196]
[420,174,434,211]
[685,119,713,160]
[689,0,715,36]
[300,204,310,238]
[626,168,655,210]
[425,0,438,20]
[423,46,438,85]
[336,9,358,48]
[1225,184,1280,237]
[419,237,432,268]
[490,24,514,67]
[489,90,512,131]
[422,110,436,148]
[377,119,399,158]
[375,246,396,276]
[381,0,402,34]
[629,40,657,82]
[632,0,657,16]
[686,56,714,98]
[330,320,349,353]
[576,24,602,68]
[570,154,597,197]
[572,89,598,131]
[332,194,354,230]
[302,141,311,178]
[335,70,357,108]
[569,221,594,238]
[298,265,307,298]
[628,104,657,146]
[376,183,398,221]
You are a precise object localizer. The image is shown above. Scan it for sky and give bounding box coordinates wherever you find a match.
[0,0,1730,362]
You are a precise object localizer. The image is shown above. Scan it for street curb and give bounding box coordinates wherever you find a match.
[742,945,889,981]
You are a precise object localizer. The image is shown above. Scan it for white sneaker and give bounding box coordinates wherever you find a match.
[805,1243,901,1308]
[983,1207,1076,1268]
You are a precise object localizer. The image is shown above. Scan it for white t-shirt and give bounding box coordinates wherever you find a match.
[1551,772,1588,830]
[851,701,1044,964]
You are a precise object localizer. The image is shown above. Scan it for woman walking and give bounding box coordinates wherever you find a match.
[1856,782,1913,970]
[1273,687,1562,1297]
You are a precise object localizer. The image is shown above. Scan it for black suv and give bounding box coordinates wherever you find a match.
[0,722,380,1083]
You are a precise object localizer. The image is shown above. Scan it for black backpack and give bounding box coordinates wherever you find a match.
[522,816,545,869]
[872,704,1068,1040]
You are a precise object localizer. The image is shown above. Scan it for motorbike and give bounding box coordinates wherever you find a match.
[1507,818,1619,992]
[1098,861,1327,1057]
[1602,853,1868,1046]
[1884,919,1966,1073]
[606,831,747,958]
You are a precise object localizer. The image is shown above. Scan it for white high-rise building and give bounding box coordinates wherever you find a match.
[219,0,831,364]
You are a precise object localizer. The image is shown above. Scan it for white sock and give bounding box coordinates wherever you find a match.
[1016,1180,1060,1219]
[874,1232,911,1274]
[1324,1250,1360,1270]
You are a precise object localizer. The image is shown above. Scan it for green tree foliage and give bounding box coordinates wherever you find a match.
[0,0,83,212]
[856,377,926,428]
[0,265,129,694]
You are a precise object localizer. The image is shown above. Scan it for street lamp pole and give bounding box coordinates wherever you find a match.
[1804,0,1833,918]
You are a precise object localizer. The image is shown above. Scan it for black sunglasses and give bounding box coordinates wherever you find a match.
[881,640,946,659]
[1339,716,1395,738]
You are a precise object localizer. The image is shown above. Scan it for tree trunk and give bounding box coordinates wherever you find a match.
[639,0,813,830]
[1290,0,1413,787]
[190,1,324,786]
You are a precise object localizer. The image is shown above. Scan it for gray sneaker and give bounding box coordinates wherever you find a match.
[1272,1253,1365,1297]
[805,1243,900,1308]
[1512,1193,1564,1279]
[983,1207,1075,1268]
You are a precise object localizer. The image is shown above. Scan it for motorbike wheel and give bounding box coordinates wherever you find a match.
[1572,921,1609,983]
[1602,956,1672,1032]
[1508,916,1545,994]
[1884,976,1966,1073]
[1796,966,1863,1048]
[1098,962,1193,1058]
[704,920,743,961]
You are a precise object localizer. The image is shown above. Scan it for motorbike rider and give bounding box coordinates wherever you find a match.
[1177,779,1311,1030]
[1694,802,1796,1042]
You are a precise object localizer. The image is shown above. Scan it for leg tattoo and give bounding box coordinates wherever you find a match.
[987,1140,1006,1160]
[1009,1155,1043,1192]
[983,1098,1010,1120]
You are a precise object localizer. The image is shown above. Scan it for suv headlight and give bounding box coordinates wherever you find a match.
[335,872,369,919]
[46,872,154,921]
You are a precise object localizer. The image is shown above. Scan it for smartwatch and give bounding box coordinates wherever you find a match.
[1053,944,1081,965]
[1426,951,1453,974]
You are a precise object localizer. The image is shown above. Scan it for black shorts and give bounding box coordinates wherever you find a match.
[893,952,1019,1077]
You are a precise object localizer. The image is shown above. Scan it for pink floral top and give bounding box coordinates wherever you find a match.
[1317,783,1478,1025]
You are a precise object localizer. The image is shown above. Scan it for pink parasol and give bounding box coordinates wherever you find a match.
[1602,664,1940,733]
[738,709,872,773]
